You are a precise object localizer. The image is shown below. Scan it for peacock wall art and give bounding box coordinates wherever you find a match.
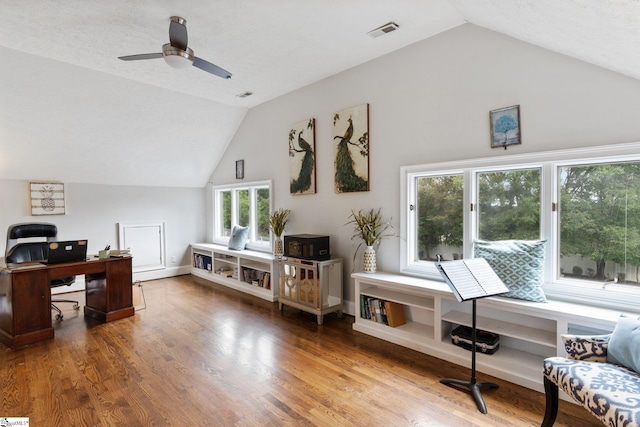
[333,103,369,193]
[289,118,316,195]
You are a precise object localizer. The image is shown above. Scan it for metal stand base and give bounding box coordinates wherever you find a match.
[441,299,499,414]
[440,378,499,414]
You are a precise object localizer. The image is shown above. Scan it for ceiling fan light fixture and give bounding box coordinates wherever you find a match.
[162,44,194,69]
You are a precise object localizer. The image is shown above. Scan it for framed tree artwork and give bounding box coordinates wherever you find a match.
[490,105,521,149]
[30,182,65,215]
[333,103,369,193]
[289,118,316,195]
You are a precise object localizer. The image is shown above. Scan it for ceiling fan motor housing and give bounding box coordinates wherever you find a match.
[162,43,194,68]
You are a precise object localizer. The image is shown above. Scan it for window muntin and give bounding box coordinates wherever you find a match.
[558,162,640,286]
[213,181,272,250]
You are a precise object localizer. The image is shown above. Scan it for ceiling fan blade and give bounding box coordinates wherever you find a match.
[169,16,188,51]
[193,57,232,79]
[118,53,163,61]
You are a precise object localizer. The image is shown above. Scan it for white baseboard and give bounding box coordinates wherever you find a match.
[51,264,191,294]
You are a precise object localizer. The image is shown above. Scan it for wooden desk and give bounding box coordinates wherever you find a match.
[0,256,134,349]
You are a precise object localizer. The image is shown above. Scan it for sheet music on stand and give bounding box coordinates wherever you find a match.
[436,258,508,302]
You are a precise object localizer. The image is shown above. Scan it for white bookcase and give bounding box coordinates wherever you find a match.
[353,272,626,393]
[191,243,278,302]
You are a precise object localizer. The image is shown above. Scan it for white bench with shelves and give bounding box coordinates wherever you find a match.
[191,243,278,302]
[353,272,627,393]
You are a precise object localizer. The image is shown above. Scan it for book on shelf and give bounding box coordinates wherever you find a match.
[240,268,273,288]
[385,301,406,327]
[360,295,406,327]
[193,254,212,271]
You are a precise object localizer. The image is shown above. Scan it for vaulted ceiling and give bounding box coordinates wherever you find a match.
[2,1,639,187]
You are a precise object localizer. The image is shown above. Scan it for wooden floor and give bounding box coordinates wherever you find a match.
[1,275,601,426]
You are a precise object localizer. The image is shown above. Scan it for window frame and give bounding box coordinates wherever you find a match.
[212,180,272,252]
[401,142,640,311]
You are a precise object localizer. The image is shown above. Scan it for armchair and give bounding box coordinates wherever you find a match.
[542,334,640,426]
[5,223,80,320]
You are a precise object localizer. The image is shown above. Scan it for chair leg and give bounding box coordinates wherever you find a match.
[52,298,80,309]
[541,376,559,427]
[51,303,64,321]
[51,298,80,321]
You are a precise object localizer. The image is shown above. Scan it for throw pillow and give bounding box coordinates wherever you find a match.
[228,225,249,250]
[608,314,640,373]
[473,239,547,303]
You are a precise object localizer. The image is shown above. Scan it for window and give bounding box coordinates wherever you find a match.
[476,168,540,241]
[402,142,640,310]
[213,181,272,250]
[559,162,640,286]
[414,173,463,262]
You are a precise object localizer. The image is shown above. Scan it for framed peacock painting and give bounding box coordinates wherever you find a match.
[289,118,316,195]
[30,182,65,215]
[333,103,369,193]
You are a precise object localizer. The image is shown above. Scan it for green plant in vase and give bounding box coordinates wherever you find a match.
[345,208,395,273]
[269,208,291,259]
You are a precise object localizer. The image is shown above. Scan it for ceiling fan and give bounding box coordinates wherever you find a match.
[118,16,232,79]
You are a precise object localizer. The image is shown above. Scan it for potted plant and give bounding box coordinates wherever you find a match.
[345,208,395,273]
[269,208,291,259]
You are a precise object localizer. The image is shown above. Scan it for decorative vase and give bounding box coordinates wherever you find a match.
[363,245,377,273]
[274,236,284,259]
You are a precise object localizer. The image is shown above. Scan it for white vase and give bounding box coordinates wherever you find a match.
[363,245,377,273]
[274,236,284,259]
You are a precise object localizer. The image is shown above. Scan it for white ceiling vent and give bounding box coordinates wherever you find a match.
[367,22,399,38]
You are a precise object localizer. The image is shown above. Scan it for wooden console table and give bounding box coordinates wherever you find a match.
[0,256,134,349]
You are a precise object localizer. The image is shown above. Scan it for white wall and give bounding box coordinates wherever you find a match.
[1,180,206,282]
[208,24,640,313]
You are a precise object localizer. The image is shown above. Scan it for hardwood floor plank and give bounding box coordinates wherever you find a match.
[1,275,602,426]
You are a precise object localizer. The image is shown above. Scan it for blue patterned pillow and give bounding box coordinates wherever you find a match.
[228,225,249,250]
[608,314,640,373]
[473,240,547,303]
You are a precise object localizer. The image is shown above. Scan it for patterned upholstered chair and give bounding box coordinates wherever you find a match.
[542,334,640,426]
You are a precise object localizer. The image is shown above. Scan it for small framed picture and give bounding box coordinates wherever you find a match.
[235,160,244,179]
[490,105,521,149]
[30,182,65,215]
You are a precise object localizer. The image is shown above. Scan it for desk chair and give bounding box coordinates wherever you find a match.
[5,223,80,320]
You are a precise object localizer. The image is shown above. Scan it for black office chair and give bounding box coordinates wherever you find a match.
[5,223,80,320]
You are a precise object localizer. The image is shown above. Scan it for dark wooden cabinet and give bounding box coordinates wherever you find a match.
[0,257,134,348]
[0,266,53,348]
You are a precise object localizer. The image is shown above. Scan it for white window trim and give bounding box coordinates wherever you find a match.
[401,141,640,311]
[212,180,272,252]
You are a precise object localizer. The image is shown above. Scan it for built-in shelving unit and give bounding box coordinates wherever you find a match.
[353,272,625,393]
[191,243,278,302]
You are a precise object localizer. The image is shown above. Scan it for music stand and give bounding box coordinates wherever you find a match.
[436,258,509,414]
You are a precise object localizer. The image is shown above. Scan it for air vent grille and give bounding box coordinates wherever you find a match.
[367,22,399,38]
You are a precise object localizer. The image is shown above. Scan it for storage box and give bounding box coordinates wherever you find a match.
[451,325,500,354]
[284,234,330,260]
